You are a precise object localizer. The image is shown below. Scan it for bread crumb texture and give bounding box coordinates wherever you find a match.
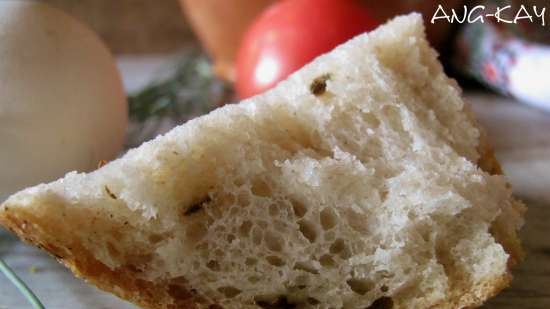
[0,14,524,309]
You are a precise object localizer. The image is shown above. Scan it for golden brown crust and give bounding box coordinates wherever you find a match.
[477,133,502,176]
[444,272,512,309]
[474,112,525,265]
[463,96,524,266]
[0,204,200,309]
[437,103,525,309]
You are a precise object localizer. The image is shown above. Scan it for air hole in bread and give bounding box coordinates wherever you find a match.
[324,231,336,241]
[320,207,338,230]
[366,297,394,309]
[419,229,431,243]
[221,193,236,206]
[330,239,350,258]
[251,226,263,245]
[245,258,257,266]
[126,264,142,273]
[226,234,236,243]
[206,260,220,271]
[167,283,194,299]
[186,222,207,244]
[379,189,389,203]
[192,261,201,270]
[148,233,165,244]
[217,286,242,298]
[214,225,226,234]
[229,206,240,216]
[239,220,253,237]
[361,111,381,128]
[291,199,308,218]
[269,204,280,216]
[298,220,317,243]
[258,220,269,229]
[106,242,120,258]
[233,177,245,187]
[319,254,336,267]
[214,249,224,258]
[255,296,296,309]
[375,270,394,279]
[294,261,319,274]
[380,285,389,293]
[237,191,251,206]
[251,180,272,197]
[346,211,369,233]
[126,253,153,267]
[265,233,284,252]
[346,278,374,295]
[307,297,321,305]
[266,255,285,266]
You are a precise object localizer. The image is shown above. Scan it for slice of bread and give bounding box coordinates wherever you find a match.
[0,14,524,309]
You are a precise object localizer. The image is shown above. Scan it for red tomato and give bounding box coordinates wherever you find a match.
[235,0,378,99]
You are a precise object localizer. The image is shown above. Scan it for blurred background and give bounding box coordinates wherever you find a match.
[34,0,468,147]
[35,0,453,54]
[38,0,194,54]
[36,0,550,121]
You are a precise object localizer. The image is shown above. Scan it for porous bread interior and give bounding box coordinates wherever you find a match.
[0,14,524,309]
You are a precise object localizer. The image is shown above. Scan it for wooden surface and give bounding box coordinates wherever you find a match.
[1,91,549,308]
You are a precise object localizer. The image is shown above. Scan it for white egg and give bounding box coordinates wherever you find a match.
[0,1,128,200]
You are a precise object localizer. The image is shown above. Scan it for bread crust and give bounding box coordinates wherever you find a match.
[435,109,525,309]
[0,206,196,309]
[471,104,525,266]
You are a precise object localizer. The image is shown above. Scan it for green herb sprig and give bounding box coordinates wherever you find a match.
[127,48,232,146]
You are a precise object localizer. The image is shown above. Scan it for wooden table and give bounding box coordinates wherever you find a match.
[1,92,549,309]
